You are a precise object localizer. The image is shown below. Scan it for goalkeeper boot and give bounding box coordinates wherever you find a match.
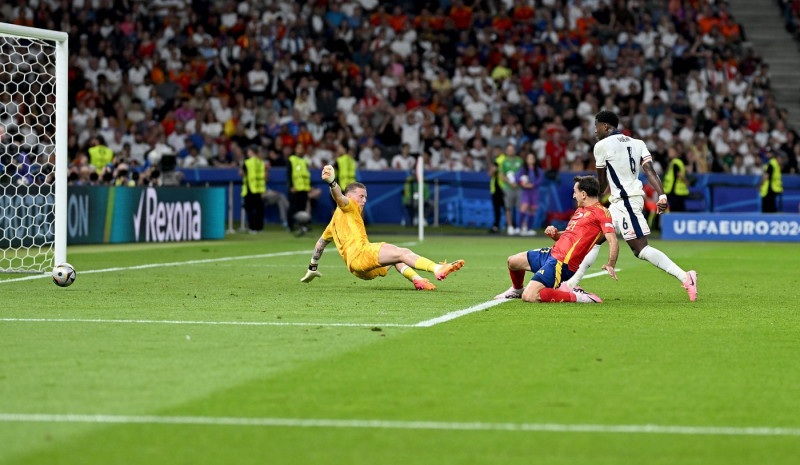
[414,278,436,291]
[682,270,698,302]
[435,259,465,281]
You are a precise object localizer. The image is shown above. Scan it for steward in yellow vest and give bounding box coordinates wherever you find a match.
[761,150,783,213]
[241,145,266,232]
[663,149,689,212]
[335,145,357,189]
[88,137,114,169]
[288,144,311,233]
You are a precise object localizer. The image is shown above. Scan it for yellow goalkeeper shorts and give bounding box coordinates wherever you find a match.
[347,242,387,280]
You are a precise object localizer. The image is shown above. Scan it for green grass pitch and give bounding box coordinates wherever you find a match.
[1,227,799,464]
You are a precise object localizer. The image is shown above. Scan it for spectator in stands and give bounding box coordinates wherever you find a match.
[391,143,416,171]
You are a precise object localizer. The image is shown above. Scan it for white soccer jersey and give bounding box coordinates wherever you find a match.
[593,131,652,203]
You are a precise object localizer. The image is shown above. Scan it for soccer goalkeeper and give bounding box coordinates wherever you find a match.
[301,165,464,290]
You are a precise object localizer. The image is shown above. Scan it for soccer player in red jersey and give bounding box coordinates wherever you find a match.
[494,176,619,303]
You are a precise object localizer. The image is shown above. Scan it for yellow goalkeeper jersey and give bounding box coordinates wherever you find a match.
[322,199,371,268]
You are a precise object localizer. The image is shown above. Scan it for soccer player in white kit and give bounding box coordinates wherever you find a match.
[560,110,698,301]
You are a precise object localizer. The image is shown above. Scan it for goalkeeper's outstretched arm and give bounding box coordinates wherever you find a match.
[322,165,349,208]
[301,236,331,283]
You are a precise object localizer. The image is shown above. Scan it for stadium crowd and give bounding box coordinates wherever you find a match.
[1,0,799,189]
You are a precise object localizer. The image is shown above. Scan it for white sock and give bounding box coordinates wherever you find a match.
[567,244,600,288]
[637,245,687,283]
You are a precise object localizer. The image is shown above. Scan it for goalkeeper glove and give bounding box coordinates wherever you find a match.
[321,165,336,185]
[300,263,322,283]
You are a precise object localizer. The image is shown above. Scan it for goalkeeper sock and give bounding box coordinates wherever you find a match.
[415,257,438,273]
[566,244,600,288]
[637,245,687,283]
[399,265,422,282]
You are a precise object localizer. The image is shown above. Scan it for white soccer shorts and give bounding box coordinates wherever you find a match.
[608,196,651,241]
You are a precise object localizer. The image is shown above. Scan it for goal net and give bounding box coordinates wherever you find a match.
[0,23,68,273]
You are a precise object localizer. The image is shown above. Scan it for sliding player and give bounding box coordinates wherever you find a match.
[494,175,619,303]
[301,165,464,290]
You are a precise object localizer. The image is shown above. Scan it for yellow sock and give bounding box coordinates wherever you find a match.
[399,265,422,282]
[413,257,437,273]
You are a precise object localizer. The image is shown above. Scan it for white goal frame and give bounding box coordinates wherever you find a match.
[0,22,68,272]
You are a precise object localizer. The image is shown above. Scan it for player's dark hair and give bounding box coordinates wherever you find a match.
[344,182,366,194]
[574,175,600,198]
[595,110,619,128]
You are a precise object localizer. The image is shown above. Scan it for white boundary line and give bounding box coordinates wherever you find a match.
[414,299,510,327]
[0,318,415,328]
[0,413,797,437]
[0,242,420,284]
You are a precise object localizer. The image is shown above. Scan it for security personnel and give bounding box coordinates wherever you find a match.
[241,145,266,232]
[287,143,311,233]
[663,147,689,212]
[88,136,114,169]
[488,147,507,233]
[334,144,357,189]
[760,148,783,213]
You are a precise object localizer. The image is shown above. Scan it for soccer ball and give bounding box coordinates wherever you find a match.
[52,263,76,287]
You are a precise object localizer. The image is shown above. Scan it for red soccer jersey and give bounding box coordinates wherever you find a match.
[550,202,614,271]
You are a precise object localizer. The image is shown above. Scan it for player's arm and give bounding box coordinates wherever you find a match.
[301,236,331,283]
[544,225,561,241]
[322,164,349,208]
[641,161,668,214]
[601,231,618,281]
[597,166,609,196]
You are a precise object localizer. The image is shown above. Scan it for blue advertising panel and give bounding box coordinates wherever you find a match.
[67,186,225,244]
[662,213,800,242]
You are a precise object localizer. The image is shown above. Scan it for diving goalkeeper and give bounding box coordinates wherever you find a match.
[300,165,464,290]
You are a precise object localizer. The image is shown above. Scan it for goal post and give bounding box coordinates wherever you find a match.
[0,22,68,273]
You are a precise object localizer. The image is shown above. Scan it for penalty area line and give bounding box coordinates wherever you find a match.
[414,268,622,327]
[0,242,419,284]
[0,413,798,437]
[0,318,416,328]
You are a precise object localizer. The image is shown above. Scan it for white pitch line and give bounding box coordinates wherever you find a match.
[0,242,420,284]
[415,299,510,327]
[0,413,797,437]
[414,269,621,327]
[0,318,415,328]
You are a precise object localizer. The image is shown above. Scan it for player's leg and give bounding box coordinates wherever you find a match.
[394,263,435,290]
[377,243,464,280]
[536,257,602,303]
[521,280,546,303]
[563,242,603,290]
[620,198,698,301]
[494,250,533,299]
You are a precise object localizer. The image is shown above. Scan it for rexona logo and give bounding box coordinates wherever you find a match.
[133,188,202,242]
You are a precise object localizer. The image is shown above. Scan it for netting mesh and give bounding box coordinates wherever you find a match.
[0,33,57,273]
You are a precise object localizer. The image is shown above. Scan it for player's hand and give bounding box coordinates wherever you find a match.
[656,198,668,214]
[322,165,335,184]
[544,226,559,239]
[300,269,322,283]
[602,264,618,281]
